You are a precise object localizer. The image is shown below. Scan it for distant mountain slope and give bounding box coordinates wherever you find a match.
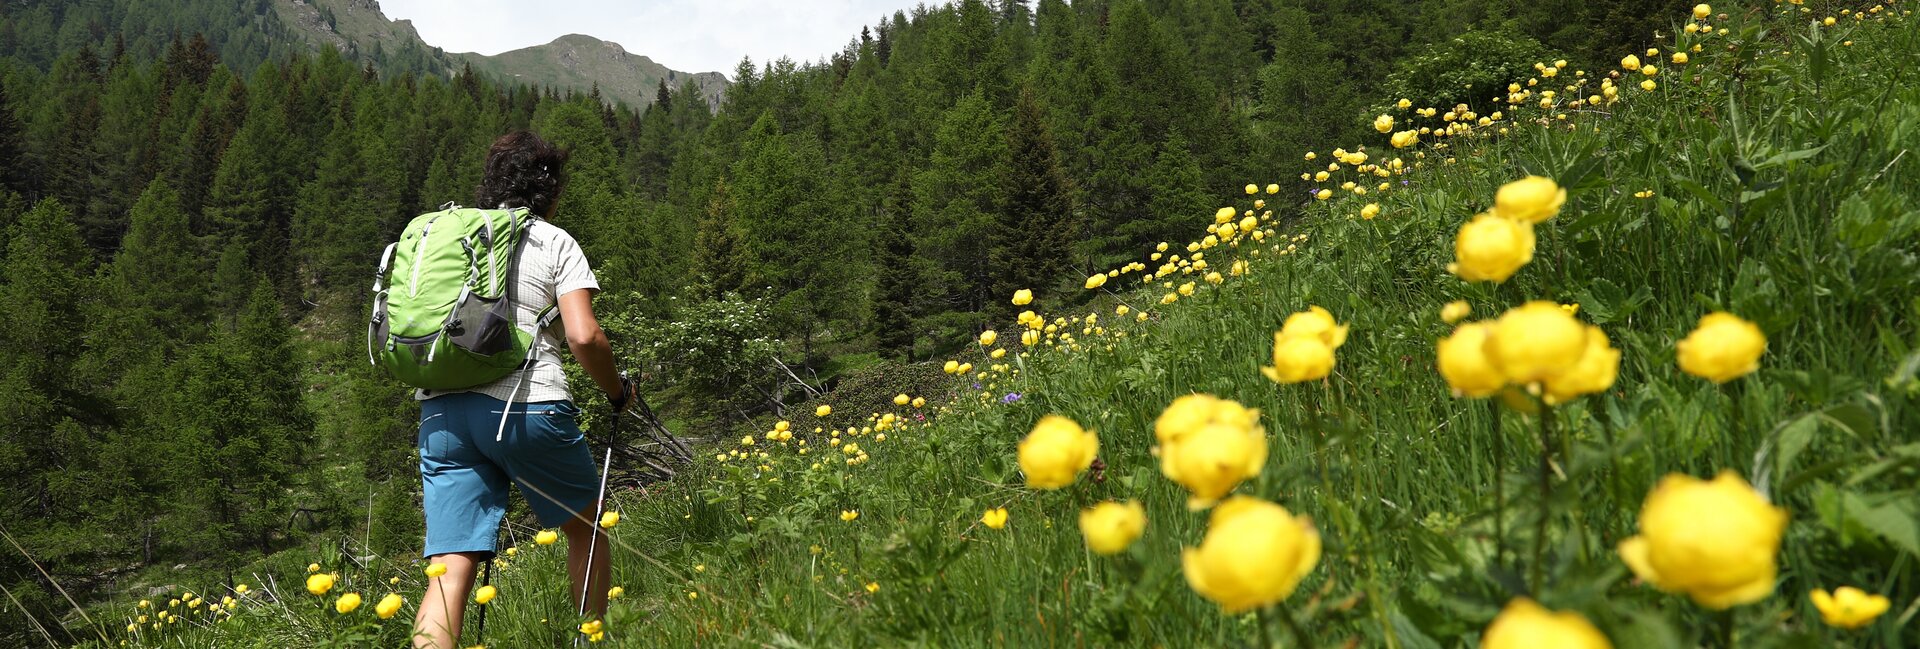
[271,0,727,108]
[463,34,730,110]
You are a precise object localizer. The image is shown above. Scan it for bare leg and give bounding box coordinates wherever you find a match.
[563,502,611,619]
[413,552,483,649]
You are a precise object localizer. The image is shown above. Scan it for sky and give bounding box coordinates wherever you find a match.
[380,0,915,76]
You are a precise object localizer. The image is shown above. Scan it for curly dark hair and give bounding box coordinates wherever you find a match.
[474,131,569,217]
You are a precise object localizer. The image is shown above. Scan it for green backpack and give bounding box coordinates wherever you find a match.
[368,205,557,392]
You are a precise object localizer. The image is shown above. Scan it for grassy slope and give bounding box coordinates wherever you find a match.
[92,4,1920,648]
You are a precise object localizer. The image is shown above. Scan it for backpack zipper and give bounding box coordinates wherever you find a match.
[410,217,439,298]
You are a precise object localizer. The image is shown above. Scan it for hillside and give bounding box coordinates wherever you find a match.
[272,0,728,107]
[462,34,730,110]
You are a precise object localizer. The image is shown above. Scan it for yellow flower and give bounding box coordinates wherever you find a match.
[1672,52,1689,64]
[1621,54,1641,70]
[865,582,880,594]
[607,586,625,599]
[1676,312,1766,383]
[1810,586,1890,629]
[1155,395,1265,508]
[1693,3,1711,19]
[374,593,404,619]
[1021,330,1040,346]
[1017,415,1099,490]
[1011,289,1033,305]
[306,563,320,573]
[840,509,860,522]
[306,573,336,596]
[1482,598,1613,649]
[1449,212,1535,283]
[1542,326,1620,404]
[334,592,362,614]
[1440,300,1471,324]
[990,348,1006,359]
[1397,98,1412,109]
[1360,203,1380,220]
[1486,301,1589,384]
[1079,501,1147,555]
[1265,183,1279,194]
[1618,471,1787,609]
[579,620,604,636]
[1182,496,1320,613]
[894,393,910,406]
[980,507,1008,529]
[1279,306,1349,349]
[1437,322,1507,398]
[911,397,926,408]
[1642,65,1659,77]
[599,511,620,528]
[1084,273,1108,290]
[535,529,558,545]
[816,404,833,417]
[1493,176,1567,224]
[424,563,448,578]
[1315,189,1332,200]
[979,330,998,346]
[1261,334,1335,384]
[473,585,497,605]
[1374,114,1395,133]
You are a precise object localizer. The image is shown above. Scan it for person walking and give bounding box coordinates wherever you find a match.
[403,131,634,649]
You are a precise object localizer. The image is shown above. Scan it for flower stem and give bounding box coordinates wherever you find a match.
[1255,607,1278,649]
[1530,402,1554,595]
[1718,609,1736,649]
[1489,398,1506,570]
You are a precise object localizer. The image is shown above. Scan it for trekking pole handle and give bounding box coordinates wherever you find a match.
[609,372,634,413]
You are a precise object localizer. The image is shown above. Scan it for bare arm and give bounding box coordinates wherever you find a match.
[558,288,632,410]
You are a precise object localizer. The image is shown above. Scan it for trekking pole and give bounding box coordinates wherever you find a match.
[576,373,629,645]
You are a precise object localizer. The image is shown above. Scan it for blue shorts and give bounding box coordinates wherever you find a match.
[417,392,600,558]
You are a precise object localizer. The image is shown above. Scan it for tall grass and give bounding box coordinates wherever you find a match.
[84,3,1920,647]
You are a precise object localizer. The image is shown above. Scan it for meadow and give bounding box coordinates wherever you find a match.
[77,2,1920,647]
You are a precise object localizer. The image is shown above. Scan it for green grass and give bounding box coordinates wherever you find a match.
[83,4,1920,648]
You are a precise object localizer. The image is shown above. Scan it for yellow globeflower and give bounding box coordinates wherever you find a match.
[1693,3,1711,19]
[599,511,621,529]
[979,330,998,346]
[305,573,336,596]
[1161,419,1268,508]
[1493,176,1567,224]
[608,586,625,599]
[1437,322,1507,398]
[1449,212,1536,283]
[1315,189,1332,200]
[1265,183,1280,194]
[894,393,910,406]
[816,404,833,417]
[1360,203,1381,220]
[1279,306,1349,349]
[1261,334,1335,384]
[1810,586,1890,629]
[1154,393,1260,446]
[374,593,404,619]
[1440,300,1471,324]
[1012,289,1033,305]
[1618,471,1788,609]
[1542,326,1620,404]
[1182,496,1320,613]
[473,585,497,605]
[334,592,362,614]
[911,397,926,408]
[535,529,559,545]
[1016,415,1099,490]
[1676,312,1766,383]
[1374,114,1395,133]
[1079,501,1148,555]
[1390,129,1419,149]
[424,563,448,578]
[840,509,860,522]
[1485,301,1588,384]
[1085,273,1108,290]
[980,507,1009,530]
[1482,598,1613,649]
[1021,330,1041,346]
[1672,52,1689,64]
[1621,54,1641,71]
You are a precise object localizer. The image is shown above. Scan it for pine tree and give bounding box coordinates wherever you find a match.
[871,173,920,362]
[691,179,749,297]
[0,79,31,196]
[911,92,1008,320]
[995,86,1077,313]
[730,114,865,358]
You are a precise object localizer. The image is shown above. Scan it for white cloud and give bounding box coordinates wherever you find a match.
[379,0,915,76]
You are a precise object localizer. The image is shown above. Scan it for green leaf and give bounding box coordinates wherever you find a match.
[1848,497,1920,558]
[1611,608,1683,649]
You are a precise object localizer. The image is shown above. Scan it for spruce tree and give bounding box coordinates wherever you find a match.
[911,92,1008,320]
[0,79,31,196]
[691,179,749,297]
[995,86,1077,314]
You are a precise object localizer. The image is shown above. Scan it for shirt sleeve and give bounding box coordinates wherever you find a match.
[550,228,601,297]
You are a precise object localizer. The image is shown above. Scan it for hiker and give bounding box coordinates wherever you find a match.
[395,131,635,649]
